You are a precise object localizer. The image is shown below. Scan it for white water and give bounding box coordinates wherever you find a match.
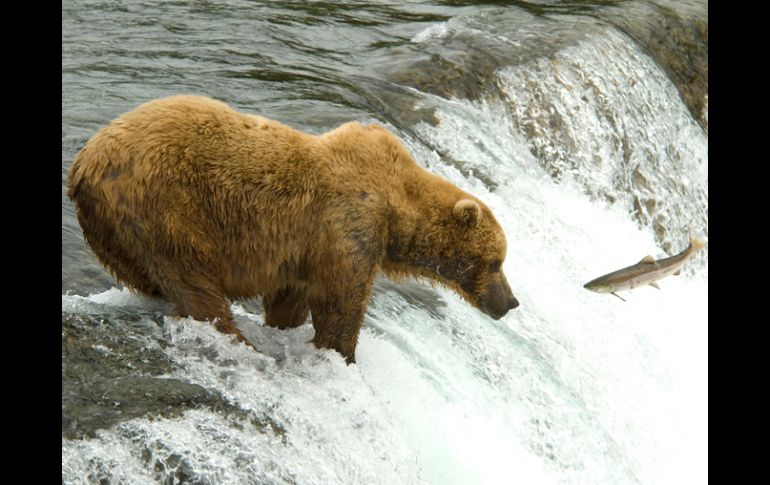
[62,22,707,485]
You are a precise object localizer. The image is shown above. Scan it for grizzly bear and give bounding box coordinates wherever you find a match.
[67,95,518,363]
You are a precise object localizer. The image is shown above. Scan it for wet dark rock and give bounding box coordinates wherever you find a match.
[355,78,441,128]
[62,375,224,440]
[62,313,174,379]
[62,313,286,441]
[388,46,501,102]
[602,2,708,132]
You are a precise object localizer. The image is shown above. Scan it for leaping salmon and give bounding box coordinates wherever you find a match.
[583,233,706,301]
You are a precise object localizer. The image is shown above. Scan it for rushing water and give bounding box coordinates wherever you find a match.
[62,1,708,484]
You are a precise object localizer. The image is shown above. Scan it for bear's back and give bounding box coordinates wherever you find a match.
[68,95,324,210]
[67,95,328,296]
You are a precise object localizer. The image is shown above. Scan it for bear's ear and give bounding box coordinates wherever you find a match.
[453,199,482,228]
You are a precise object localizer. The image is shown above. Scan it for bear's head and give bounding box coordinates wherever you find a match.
[443,198,519,319]
[386,196,519,320]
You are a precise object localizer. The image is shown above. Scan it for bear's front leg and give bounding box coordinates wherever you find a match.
[308,276,375,365]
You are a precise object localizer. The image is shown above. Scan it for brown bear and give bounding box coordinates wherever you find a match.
[67,95,518,363]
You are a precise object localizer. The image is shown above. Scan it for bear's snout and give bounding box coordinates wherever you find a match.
[478,273,518,319]
[508,296,519,310]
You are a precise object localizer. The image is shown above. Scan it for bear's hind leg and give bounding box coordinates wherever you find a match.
[162,278,254,348]
[263,286,309,329]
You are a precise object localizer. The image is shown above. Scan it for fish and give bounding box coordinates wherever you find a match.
[583,233,706,301]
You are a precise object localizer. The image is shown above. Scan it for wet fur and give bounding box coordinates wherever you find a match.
[67,95,517,363]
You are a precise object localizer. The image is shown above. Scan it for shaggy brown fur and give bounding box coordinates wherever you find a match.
[67,95,519,363]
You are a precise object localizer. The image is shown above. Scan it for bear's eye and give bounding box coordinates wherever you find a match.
[488,260,502,273]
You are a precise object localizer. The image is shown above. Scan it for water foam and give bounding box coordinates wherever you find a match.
[62,19,706,485]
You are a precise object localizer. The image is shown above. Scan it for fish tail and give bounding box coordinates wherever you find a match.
[686,226,706,252]
[690,234,706,252]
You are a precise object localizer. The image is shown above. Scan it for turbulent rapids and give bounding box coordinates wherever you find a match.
[62,1,708,484]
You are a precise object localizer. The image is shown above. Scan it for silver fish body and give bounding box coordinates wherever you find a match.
[583,236,705,299]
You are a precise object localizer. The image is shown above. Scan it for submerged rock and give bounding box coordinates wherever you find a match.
[62,313,285,440]
[602,1,708,132]
[387,47,501,102]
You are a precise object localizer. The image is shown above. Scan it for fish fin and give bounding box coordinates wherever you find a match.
[674,270,681,276]
[690,235,706,252]
[611,292,627,302]
[639,255,656,264]
[650,282,660,289]
[686,225,706,252]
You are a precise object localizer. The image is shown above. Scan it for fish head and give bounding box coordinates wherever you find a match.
[583,280,614,293]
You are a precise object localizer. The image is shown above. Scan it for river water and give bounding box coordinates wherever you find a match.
[62,1,708,483]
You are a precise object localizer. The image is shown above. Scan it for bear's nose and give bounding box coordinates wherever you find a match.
[508,297,519,310]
